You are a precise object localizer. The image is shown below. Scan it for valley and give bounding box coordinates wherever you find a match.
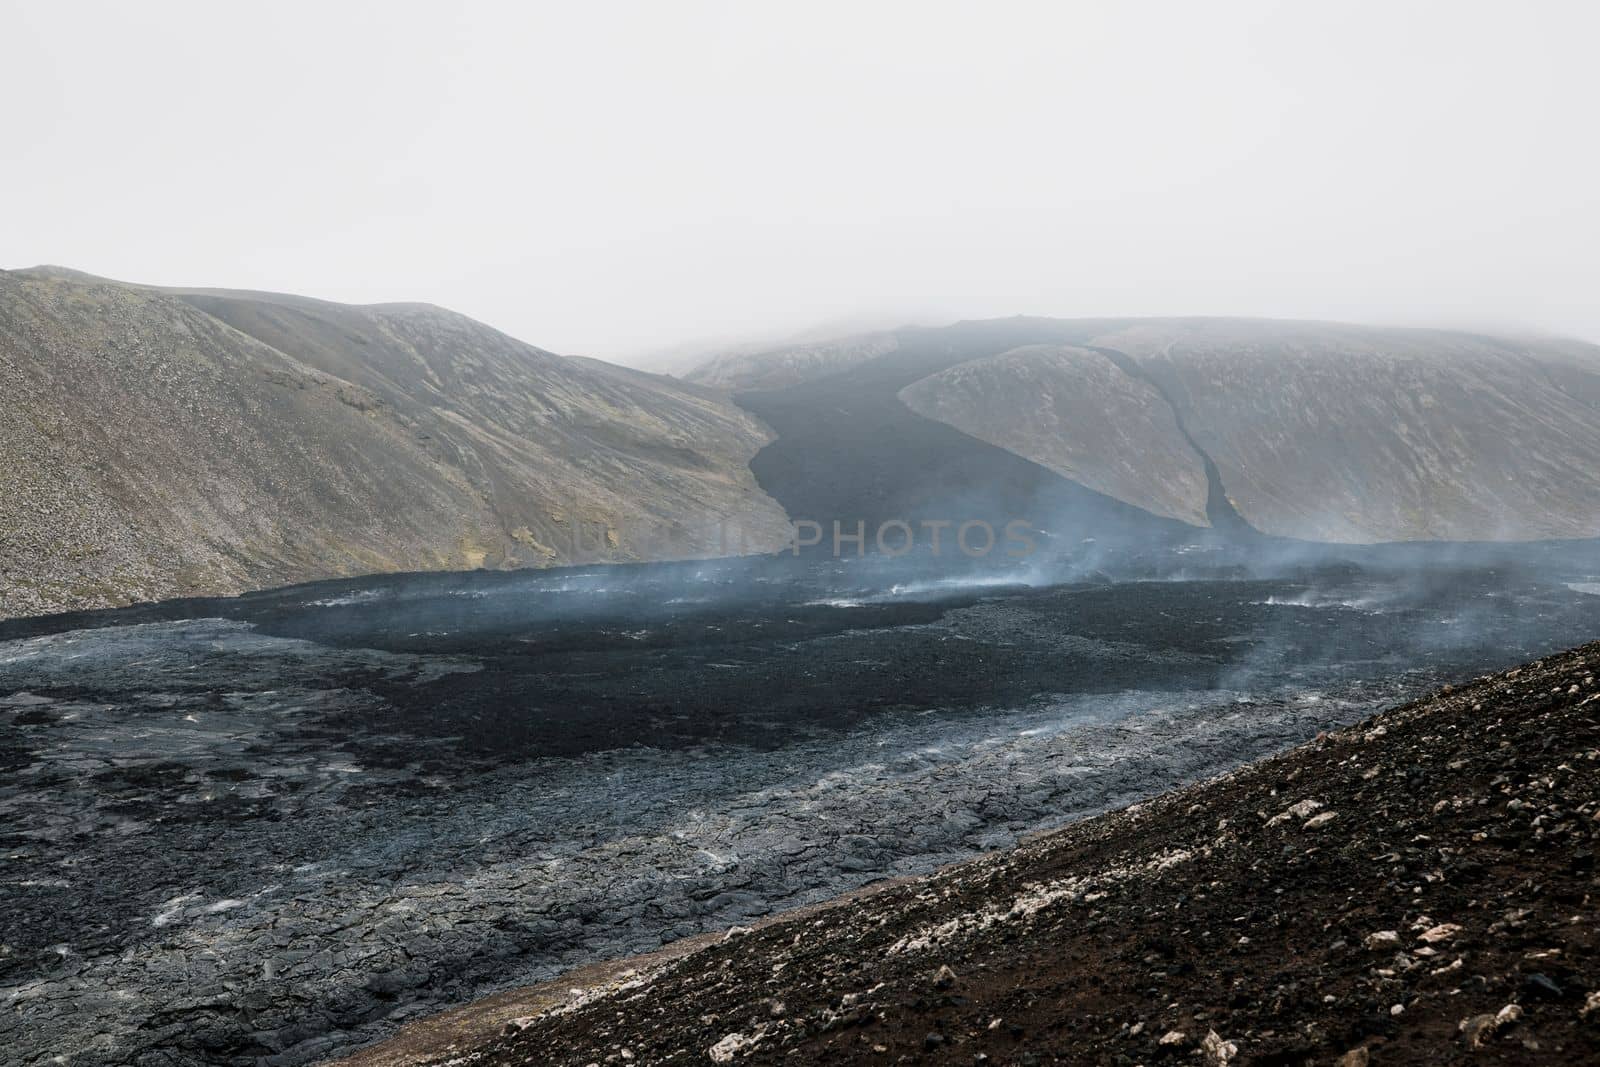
[5,551,1600,1065]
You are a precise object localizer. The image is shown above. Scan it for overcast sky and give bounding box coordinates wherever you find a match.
[5,1,1597,362]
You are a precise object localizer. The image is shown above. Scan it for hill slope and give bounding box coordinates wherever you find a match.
[697,317,1600,544]
[1086,320,1600,542]
[898,343,1211,526]
[0,269,789,618]
[363,641,1600,1066]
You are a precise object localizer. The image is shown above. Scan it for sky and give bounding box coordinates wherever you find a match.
[5,1,1598,364]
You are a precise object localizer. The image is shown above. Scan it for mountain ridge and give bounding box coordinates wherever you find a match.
[9,275,1600,619]
[702,316,1600,544]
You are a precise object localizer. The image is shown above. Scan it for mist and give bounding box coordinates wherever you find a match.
[5,0,1598,361]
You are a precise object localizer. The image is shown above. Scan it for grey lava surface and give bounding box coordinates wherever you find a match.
[4,556,1600,1065]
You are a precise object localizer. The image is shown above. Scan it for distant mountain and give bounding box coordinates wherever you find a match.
[695,317,1600,544]
[687,331,902,392]
[631,315,925,382]
[0,268,789,618]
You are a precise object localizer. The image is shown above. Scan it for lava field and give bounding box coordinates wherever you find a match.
[4,551,1600,1066]
[417,642,1600,1066]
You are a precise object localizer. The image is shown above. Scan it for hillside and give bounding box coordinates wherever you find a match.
[696,317,1600,544]
[11,287,1600,618]
[898,343,1211,526]
[348,641,1600,1066]
[0,269,790,618]
[1084,320,1600,542]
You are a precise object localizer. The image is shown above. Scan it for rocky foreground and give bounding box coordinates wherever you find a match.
[349,642,1600,1065]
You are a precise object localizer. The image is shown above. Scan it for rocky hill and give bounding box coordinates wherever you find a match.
[696,318,1600,544]
[0,268,789,618]
[347,641,1600,1066]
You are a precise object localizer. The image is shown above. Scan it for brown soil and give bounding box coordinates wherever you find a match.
[343,642,1600,1066]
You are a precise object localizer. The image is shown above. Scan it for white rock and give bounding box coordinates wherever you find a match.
[1201,1028,1239,1064]
[1417,923,1462,943]
[708,1031,760,1063]
[1267,799,1323,826]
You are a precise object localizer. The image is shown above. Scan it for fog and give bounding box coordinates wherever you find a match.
[5,0,1597,362]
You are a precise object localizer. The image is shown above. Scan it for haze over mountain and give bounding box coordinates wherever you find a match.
[8,9,1600,1067]
[10,5,1599,359]
[699,318,1600,545]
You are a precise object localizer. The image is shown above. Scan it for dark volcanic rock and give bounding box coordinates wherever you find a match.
[4,565,1599,1066]
[377,643,1600,1066]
